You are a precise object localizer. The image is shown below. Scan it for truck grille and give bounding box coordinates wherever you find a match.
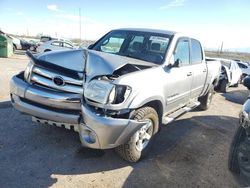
[30,66,83,94]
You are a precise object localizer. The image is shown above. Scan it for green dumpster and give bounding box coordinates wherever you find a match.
[0,34,13,57]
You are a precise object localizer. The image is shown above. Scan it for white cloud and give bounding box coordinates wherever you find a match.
[47,4,60,12]
[160,0,186,10]
[17,11,23,16]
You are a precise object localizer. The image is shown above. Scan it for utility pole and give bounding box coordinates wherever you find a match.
[220,41,224,54]
[79,8,81,41]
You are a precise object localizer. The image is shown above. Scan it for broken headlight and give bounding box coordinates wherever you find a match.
[24,60,34,82]
[84,80,131,104]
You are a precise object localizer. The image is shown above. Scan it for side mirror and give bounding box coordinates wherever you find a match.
[172,58,181,67]
[243,76,250,90]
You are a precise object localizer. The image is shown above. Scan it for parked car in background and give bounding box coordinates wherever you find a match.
[36,40,75,53]
[229,76,250,186]
[211,58,242,92]
[8,35,22,51]
[20,39,37,51]
[237,61,250,81]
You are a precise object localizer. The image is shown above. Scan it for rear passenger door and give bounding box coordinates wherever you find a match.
[190,38,207,99]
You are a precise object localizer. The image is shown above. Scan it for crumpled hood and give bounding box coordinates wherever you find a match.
[35,49,86,72]
[33,49,152,79]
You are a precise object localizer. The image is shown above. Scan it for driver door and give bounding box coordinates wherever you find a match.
[164,38,193,113]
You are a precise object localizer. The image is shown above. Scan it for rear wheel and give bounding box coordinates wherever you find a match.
[199,86,214,110]
[219,79,229,93]
[115,107,159,162]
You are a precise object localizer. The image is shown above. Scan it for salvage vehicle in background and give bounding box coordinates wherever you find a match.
[10,28,221,162]
[8,35,22,51]
[20,39,37,51]
[212,58,242,93]
[36,40,75,53]
[237,61,250,82]
[228,76,250,186]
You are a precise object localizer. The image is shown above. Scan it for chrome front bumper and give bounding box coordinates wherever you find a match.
[10,74,147,149]
[10,74,81,124]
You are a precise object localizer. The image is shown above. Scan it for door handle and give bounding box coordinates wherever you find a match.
[187,72,192,76]
[203,69,207,72]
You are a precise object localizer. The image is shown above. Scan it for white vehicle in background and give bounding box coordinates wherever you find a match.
[8,35,22,51]
[214,58,242,92]
[36,40,75,53]
[237,61,250,81]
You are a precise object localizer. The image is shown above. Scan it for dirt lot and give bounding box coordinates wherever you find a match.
[0,52,248,187]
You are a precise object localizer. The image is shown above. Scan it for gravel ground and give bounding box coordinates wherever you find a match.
[0,52,248,187]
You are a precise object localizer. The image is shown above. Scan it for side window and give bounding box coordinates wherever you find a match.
[100,36,125,53]
[238,63,247,69]
[174,38,190,66]
[63,42,73,48]
[51,41,61,47]
[191,39,203,64]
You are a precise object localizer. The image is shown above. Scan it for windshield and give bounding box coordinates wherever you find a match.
[91,30,172,65]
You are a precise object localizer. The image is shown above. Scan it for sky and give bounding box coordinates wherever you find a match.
[1,0,250,51]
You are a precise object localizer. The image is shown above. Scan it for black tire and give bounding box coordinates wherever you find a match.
[199,86,214,110]
[13,44,17,52]
[228,125,246,173]
[220,79,229,93]
[44,49,51,52]
[115,107,159,162]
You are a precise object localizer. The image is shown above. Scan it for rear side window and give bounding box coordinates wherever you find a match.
[174,38,190,66]
[191,39,203,64]
[238,63,247,69]
[63,42,73,48]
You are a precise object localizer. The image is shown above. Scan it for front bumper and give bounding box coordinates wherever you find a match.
[79,105,148,149]
[10,73,81,124]
[10,73,147,149]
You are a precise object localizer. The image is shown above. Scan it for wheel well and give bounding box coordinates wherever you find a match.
[143,100,163,123]
[44,49,51,52]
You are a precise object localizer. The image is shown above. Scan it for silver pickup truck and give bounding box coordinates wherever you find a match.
[10,28,221,162]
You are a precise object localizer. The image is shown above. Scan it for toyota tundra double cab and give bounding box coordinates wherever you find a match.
[10,28,221,162]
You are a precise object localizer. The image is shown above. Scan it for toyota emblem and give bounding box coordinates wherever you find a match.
[53,76,65,86]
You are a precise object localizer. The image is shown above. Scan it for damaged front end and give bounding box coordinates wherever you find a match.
[10,49,153,149]
[79,50,154,149]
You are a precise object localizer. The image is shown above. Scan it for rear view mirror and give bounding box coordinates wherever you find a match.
[243,76,250,90]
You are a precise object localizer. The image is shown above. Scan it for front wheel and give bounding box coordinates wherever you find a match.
[115,107,159,162]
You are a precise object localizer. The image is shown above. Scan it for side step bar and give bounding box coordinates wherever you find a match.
[162,101,200,124]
